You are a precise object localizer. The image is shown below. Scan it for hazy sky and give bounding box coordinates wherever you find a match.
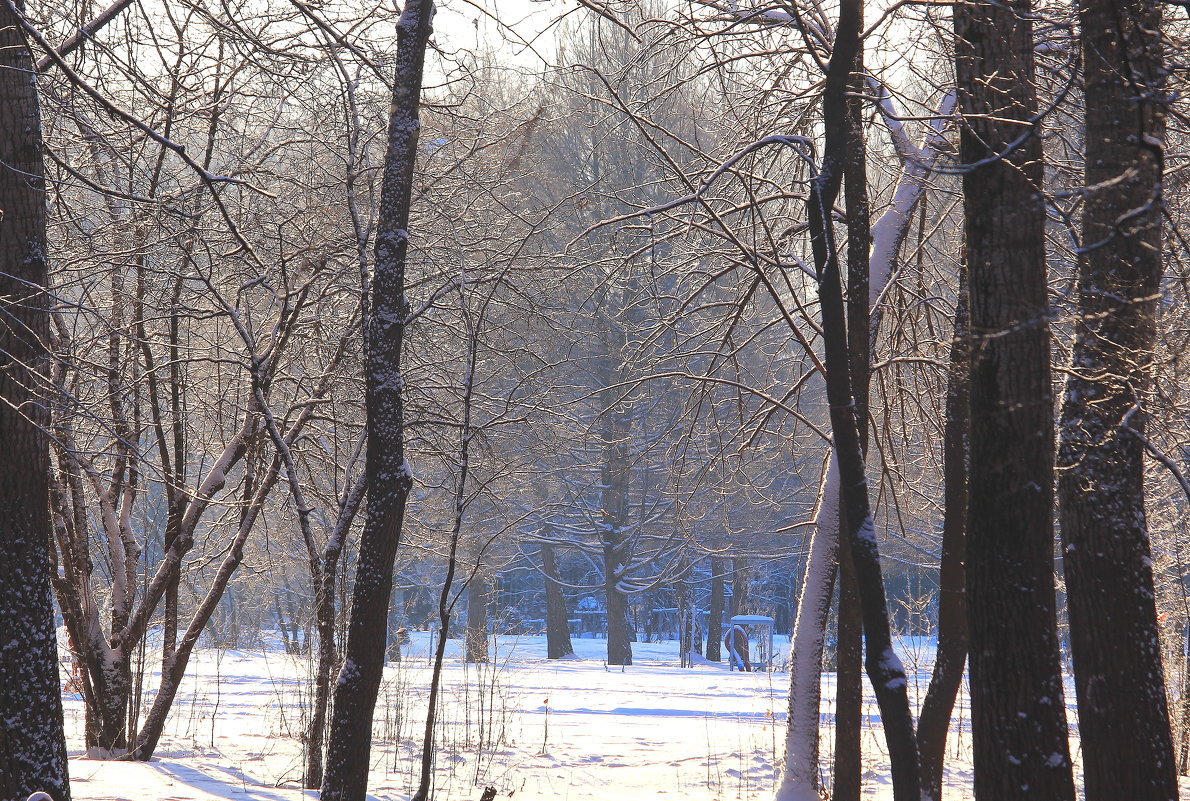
[434,0,573,67]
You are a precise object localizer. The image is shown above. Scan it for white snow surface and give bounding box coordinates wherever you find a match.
[58,632,1190,801]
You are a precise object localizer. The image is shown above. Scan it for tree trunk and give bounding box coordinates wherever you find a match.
[320,3,432,799]
[833,22,870,799]
[0,2,72,797]
[706,556,725,661]
[804,0,920,798]
[833,541,863,801]
[677,559,692,666]
[602,401,633,667]
[917,277,970,801]
[541,544,574,660]
[305,469,360,791]
[955,1,1076,798]
[80,650,130,754]
[465,571,491,664]
[779,458,840,801]
[304,577,337,788]
[731,557,749,617]
[1056,2,1177,798]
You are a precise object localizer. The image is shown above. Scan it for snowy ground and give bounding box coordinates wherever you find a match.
[57,633,1157,801]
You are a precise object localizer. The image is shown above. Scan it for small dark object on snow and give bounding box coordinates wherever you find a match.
[478,787,497,801]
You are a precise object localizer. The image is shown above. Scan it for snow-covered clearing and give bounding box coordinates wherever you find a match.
[58,633,1143,801]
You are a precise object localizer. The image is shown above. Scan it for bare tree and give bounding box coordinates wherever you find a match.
[321,2,434,798]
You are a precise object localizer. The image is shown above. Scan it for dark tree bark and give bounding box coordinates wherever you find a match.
[954,1,1076,798]
[833,535,863,801]
[916,276,970,801]
[705,556,725,661]
[465,570,491,664]
[320,3,433,799]
[304,474,363,789]
[731,557,750,617]
[807,1,919,798]
[0,3,71,797]
[833,19,869,800]
[601,403,633,666]
[541,544,574,659]
[1056,2,1178,799]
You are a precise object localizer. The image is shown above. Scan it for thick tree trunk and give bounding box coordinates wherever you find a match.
[955,2,1076,798]
[541,544,574,660]
[81,652,130,754]
[0,3,72,797]
[321,4,432,799]
[916,279,970,801]
[1056,2,1177,799]
[705,556,725,661]
[465,571,491,664]
[604,555,632,666]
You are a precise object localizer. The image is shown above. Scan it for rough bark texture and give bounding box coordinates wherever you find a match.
[955,1,1076,798]
[465,571,491,664]
[706,556,725,661]
[916,278,970,801]
[542,544,574,660]
[0,3,72,796]
[320,3,432,799]
[1056,2,1178,798]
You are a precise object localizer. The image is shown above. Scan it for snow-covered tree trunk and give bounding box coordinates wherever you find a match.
[778,55,955,801]
[778,459,840,801]
[1056,2,1177,799]
[802,2,919,796]
[955,1,1075,798]
[0,2,71,797]
[320,3,433,799]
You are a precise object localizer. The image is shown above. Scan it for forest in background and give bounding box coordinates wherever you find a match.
[0,1,1187,801]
